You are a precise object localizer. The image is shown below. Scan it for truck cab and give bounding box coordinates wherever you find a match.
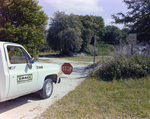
[0,42,61,102]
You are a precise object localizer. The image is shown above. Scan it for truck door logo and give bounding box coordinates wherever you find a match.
[17,74,33,84]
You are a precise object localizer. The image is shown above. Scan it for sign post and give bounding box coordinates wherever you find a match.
[93,35,96,70]
[128,33,137,55]
[61,63,73,75]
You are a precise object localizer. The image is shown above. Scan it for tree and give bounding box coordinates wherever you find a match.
[0,0,48,54]
[104,25,122,45]
[47,12,105,55]
[78,15,105,55]
[121,28,130,43]
[79,15,105,45]
[47,11,83,54]
[39,42,51,52]
[112,0,150,43]
[81,28,91,50]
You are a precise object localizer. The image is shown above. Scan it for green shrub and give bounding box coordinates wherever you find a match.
[84,44,98,56]
[108,45,115,52]
[96,53,150,81]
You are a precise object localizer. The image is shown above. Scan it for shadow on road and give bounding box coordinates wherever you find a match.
[0,93,42,114]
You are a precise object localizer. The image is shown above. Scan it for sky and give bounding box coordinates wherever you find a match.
[38,0,128,29]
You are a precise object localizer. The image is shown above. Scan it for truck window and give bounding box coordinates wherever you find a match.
[7,46,27,64]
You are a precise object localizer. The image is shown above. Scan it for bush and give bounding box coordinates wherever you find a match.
[84,44,98,56]
[96,53,150,81]
[39,43,51,52]
[108,45,115,52]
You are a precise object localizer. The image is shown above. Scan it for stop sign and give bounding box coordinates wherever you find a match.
[61,63,73,75]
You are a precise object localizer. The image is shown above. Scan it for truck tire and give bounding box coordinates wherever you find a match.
[39,78,53,99]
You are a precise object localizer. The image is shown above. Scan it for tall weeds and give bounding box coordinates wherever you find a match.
[96,53,150,81]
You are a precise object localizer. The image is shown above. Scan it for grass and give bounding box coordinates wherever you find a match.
[39,56,110,65]
[36,76,150,119]
[38,51,60,57]
[98,44,109,56]
[63,56,106,63]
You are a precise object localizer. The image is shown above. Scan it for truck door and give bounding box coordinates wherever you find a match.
[4,44,38,98]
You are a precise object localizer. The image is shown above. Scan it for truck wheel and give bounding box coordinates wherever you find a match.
[39,78,53,99]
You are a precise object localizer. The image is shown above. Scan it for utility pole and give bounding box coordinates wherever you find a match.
[93,35,96,71]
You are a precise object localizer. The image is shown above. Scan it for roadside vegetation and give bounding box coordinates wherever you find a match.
[38,76,150,119]
[96,53,150,81]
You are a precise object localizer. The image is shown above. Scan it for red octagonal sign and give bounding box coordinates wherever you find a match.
[61,63,73,75]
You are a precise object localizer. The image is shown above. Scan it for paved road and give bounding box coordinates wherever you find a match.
[0,58,91,119]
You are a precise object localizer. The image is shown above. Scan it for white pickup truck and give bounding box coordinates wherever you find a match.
[0,41,61,102]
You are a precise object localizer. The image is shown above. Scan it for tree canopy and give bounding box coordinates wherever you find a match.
[121,28,130,43]
[112,0,150,43]
[47,11,83,54]
[0,0,48,54]
[47,11,105,55]
[79,15,105,49]
[104,25,122,45]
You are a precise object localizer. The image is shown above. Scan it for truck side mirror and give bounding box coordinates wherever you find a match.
[31,58,35,64]
[27,63,32,69]
[27,58,35,69]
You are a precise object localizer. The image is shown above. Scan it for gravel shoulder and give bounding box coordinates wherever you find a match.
[0,58,91,119]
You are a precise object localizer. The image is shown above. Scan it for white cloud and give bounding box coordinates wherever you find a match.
[105,18,113,26]
[45,0,103,14]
